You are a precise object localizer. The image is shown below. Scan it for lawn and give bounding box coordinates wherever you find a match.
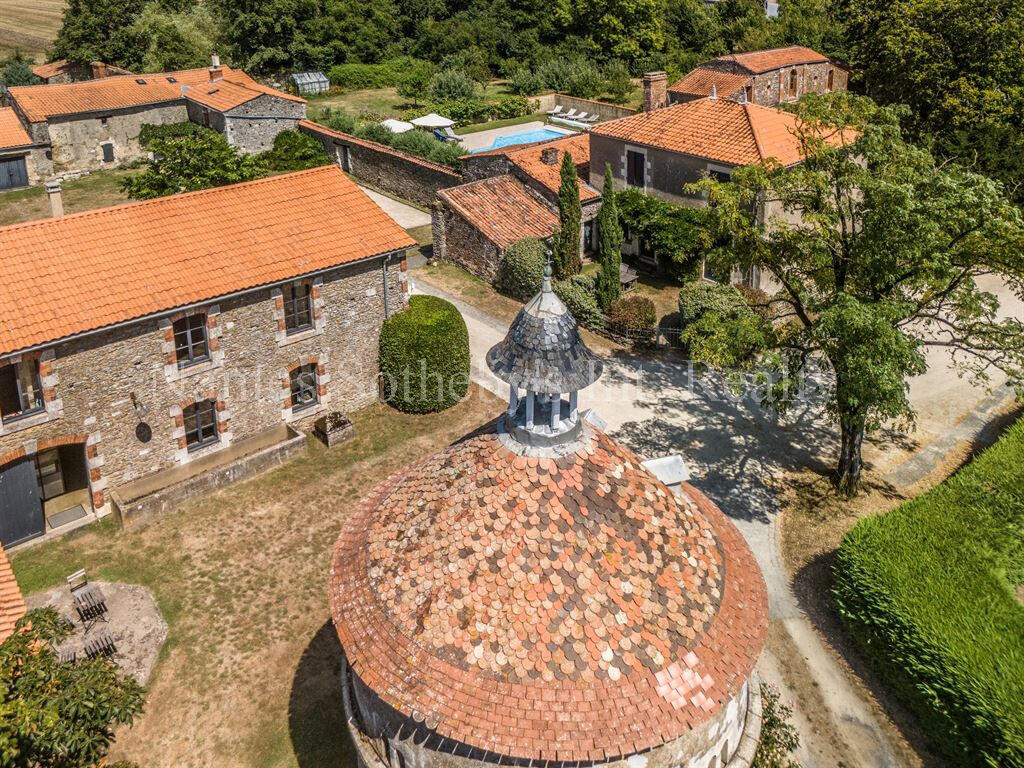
[11,387,502,768]
[0,0,64,58]
[0,168,141,227]
[306,83,513,122]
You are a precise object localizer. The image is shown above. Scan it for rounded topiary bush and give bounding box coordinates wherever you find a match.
[379,295,470,413]
[554,276,604,329]
[498,238,546,300]
[608,295,657,339]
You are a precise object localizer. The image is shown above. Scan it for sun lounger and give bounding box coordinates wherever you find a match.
[575,112,590,121]
[547,105,564,116]
[443,127,464,142]
[562,109,579,118]
[433,128,450,142]
[581,113,599,123]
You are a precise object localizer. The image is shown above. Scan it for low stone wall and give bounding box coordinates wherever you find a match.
[299,120,462,207]
[110,424,307,523]
[542,94,637,122]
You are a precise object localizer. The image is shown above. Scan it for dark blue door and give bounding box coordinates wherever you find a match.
[0,157,28,190]
[0,457,44,547]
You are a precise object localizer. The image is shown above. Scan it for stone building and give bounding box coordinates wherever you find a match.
[329,270,769,768]
[4,56,304,180]
[667,46,849,107]
[0,165,413,548]
[0,108,45,190]
[31,59,133,85]
[432,135,600,283]
[588,93,853,286]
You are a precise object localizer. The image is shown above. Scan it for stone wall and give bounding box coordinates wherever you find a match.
[0,257,405,515]
[223,93,306,153]
[431,197,503,283]
[43,102,189,174]
[541,94,637,121]
[589,133,713,207]
[299,120,462,207]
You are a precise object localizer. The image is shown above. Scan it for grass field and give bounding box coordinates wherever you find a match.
[0,0,64,59]
[0,168,140,227]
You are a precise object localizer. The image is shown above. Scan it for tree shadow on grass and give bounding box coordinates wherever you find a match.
[289,619,359,768]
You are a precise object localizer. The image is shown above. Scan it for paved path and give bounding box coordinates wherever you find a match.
[358,185,430,229]
[414,276,1019,767]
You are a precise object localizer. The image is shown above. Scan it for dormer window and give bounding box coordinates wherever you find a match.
[173,313,209,367]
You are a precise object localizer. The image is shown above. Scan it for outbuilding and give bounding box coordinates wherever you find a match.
[290,72,329,96]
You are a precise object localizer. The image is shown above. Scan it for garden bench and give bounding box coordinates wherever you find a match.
[83,631,116,660]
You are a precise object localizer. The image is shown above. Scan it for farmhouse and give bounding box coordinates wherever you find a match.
[31,59,133,85]
[432,135,600,282]
[666,46,849,107]
[3,55,304,181]
[0,165,413,548]
[330,271,768,768]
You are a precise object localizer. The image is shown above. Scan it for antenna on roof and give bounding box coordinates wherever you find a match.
[710,84,718,100]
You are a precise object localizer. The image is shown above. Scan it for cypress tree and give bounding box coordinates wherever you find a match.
[595,163,623,311]
[555,151,582,278]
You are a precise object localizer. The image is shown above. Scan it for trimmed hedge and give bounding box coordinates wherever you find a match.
[833,418,1024,767]
[608,295,656,339]
[498,238,546,300]
[378,296,470,413]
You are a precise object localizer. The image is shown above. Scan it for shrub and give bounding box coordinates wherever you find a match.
[603,59,633,104]
[0,54,38,87]
[537,58,573,92]
[564,59,604,99]
[498,238,546,300]
[139,121,209,147]
[833,417,1024,767]
[429,69,476,101]
[608,295,657,339]
[321,107,357,134]
[379,295,470,413]
[507,65,544,96]
[554,277,604,329]
[677,282,768,366]
[753,683,801,768]
[262,130,329,172]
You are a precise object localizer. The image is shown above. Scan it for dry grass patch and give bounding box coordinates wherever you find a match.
[0,168,141,227]
[11,386,502,768]
[0,0,64,58]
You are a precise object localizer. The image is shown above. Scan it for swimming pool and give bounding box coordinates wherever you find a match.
[470,127,574,153]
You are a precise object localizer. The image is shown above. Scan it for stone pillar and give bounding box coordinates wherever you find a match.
[45,181,63,218]
[525,391,535,429]
[549,393,560,430]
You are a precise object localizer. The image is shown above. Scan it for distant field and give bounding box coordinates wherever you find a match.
[0,0,65,59]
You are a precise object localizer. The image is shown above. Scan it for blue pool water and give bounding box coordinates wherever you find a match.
[470,128,571,153]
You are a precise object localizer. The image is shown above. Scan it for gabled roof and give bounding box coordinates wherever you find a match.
[667,68,751,99]
[438,174,558,250]
[590,97,849,167]
[0,108,32,150]
[0,543,26,643]
[0,165,414,356]
[31,59,72,80]
[7,67,301,122]
[717,46,829,74]
[508,134,600,202]
[183,76,305,112]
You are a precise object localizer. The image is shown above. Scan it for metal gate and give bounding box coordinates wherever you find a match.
[0,156,29,190]
[0,457,44,547]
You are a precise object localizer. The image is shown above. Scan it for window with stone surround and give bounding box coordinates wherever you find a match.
[183,399,219,451]
[289,364,319,411]
[283,281,313,334]
[0,359,43,423]
[173,313,209,367]
[626,150,645,188]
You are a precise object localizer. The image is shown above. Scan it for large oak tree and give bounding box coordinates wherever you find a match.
[694,93,1024,495]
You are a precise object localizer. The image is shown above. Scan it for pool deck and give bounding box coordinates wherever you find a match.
[458,120,577,152]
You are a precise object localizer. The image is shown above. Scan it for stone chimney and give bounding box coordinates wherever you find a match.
[540,147,560,165]
[90,61,108,80]
[710,84,718,100]
[209,52,222,82]
[642,71,668,112]
[45,181,64,218]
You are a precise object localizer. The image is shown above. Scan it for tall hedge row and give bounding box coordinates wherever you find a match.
[833,419,1024,767]
[378,295,469,413]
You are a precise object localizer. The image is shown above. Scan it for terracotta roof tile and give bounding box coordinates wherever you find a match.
[184,75,305,111]
[591,97,849,167]
[438,174,558,249]
[0,108,31,150]
[667,68,752,98]
[329,422,768,762]
[718,46,829,74]
[508,135,600,202]
[0,165,414,355]
[0,543,26,643]
[7,67,299,122]
[31,59,71,80]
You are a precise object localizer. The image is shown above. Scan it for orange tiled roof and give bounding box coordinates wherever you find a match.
[8,66,300,122]
[31,59,71,80]
[330,422,768,762]
[438,175,558,249]
[719,46,829,74]
[0,165,414,356]
[591,97,849,167]
[0,543,26,643]
[0,108,32,150]
[184,75,305,111]
[667,68,751,98]
[508,134,600,202]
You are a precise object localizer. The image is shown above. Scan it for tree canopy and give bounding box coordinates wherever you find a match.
[694,92,1024,495]
[0,608,145,768]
